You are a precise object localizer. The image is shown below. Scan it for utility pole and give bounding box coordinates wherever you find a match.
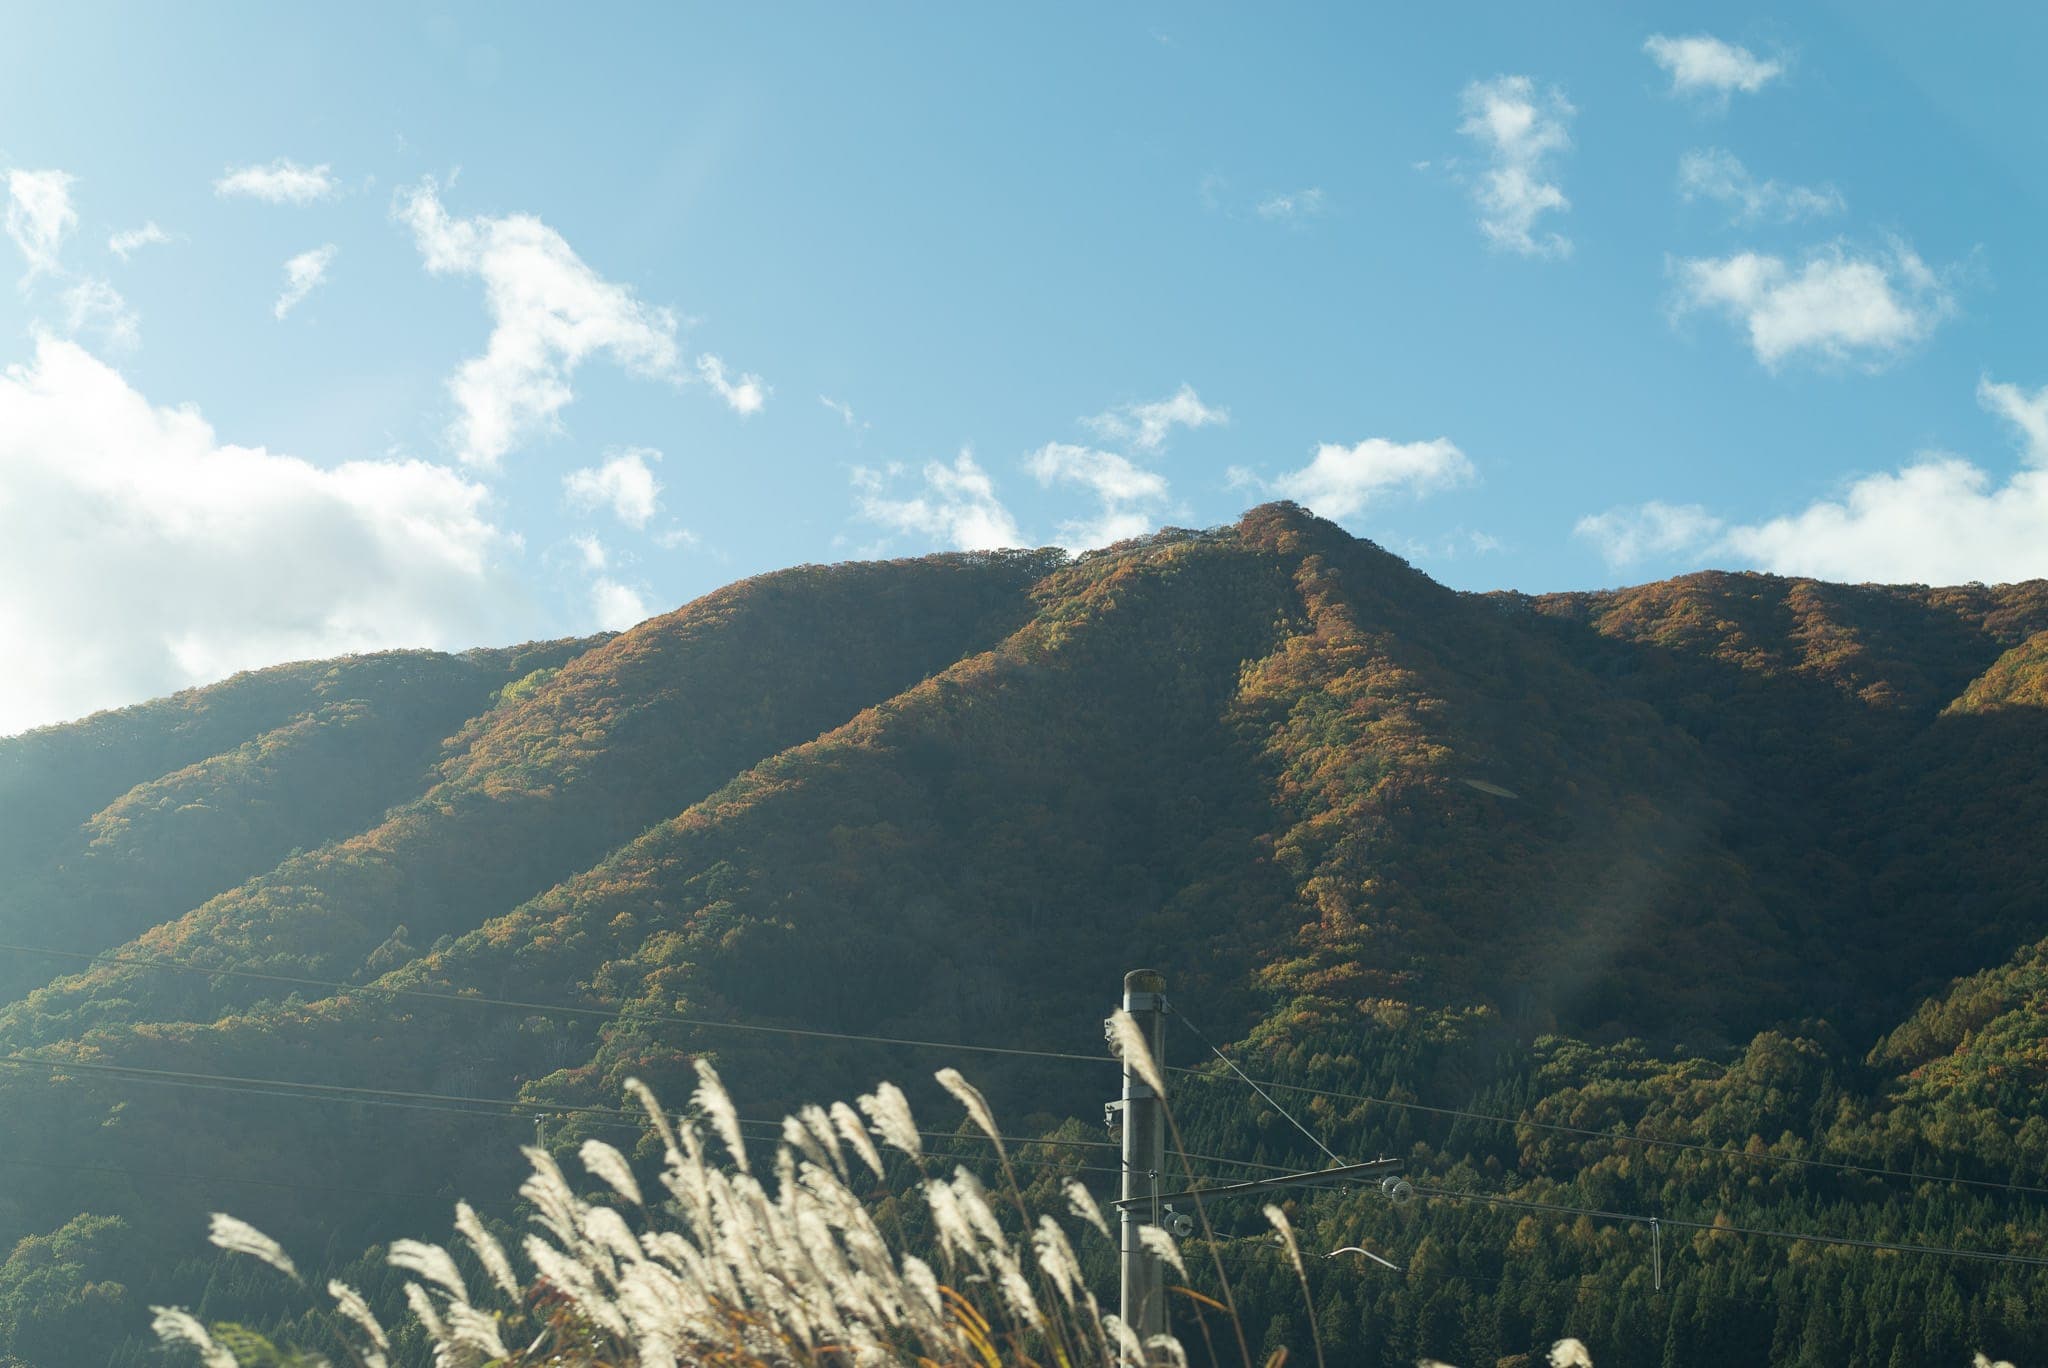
[1114,968,1168,1343]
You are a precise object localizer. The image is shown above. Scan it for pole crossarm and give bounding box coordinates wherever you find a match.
[1117,1157,1404,1209]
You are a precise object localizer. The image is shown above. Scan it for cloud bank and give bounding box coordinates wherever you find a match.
[0,339,525,735]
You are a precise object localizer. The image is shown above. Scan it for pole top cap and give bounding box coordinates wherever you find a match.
[1124,968,1165,993]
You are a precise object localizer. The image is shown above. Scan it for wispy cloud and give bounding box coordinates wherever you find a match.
[1979,377,2048,463]
[1261,437,1476,520]
[1574,501,1724,569]
[1081,384,1226,454]
[1669,239,1954,369]
[1645,34,1786,104]
[63,277,140,352]
[1255,188,1326,223]
[395,179,682,470]
[1577,379,2048,585]
[108,221,171,261]
[215,159,339,205]
[1678,149,1842,225]
[5,169,77,281]
[273,244,337,320]
[1458,76,1573,258]
[853,451,1022,551]
[563,447,663,529]
[820,395,869,434]
[696,353,767,416]
[1025,443,1169,551]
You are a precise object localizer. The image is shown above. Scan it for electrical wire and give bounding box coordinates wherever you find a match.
[0,1052,1285,1182]
[11,937,2048,1201]
[1170,1066,2048,1201]
[1170,1002,1347,1167]
[0,940,1112,1066]
[1402,1182,2048,1271]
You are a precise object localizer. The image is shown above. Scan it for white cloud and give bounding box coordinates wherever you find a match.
[1579,379,2048,585]
[1670,240,1954,368]
[1678,149,1842,224]
[1082,384,1227,454]
[570,533,609,572]
[820,394,866,430]
[696,353,767,415]
[273,244,337,320]
[62,277,140,352]
[214,159,338,205]
[1458,76,1573,258]
[1723,460,2048,584]
[395,181,682,470]
[1268,438,1476,520]
[1574,501,1724,568]
[5,169,77,281]
[1025,442,1170,551]
[1256,188,1326,222]
[1645,34,1785,103]
[853,450,1022,551]
[0,338,525,736]
[563,447,663,529]
[108,222,171,261]
[1978,377,2048,464]
[590,578,650,631]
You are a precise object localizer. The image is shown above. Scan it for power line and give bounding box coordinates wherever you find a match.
[0,940,1112,1067]
[1403,1182,2048,1272]
[1171,1066,2048,1201]
[1170,1004,1346,1167]
[14,937,2047,1201]
[0,1052,1282,1181]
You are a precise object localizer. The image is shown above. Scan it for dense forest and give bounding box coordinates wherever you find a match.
[4,501,2048,1366]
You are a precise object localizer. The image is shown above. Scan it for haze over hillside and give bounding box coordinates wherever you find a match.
[4,503,2048,1365]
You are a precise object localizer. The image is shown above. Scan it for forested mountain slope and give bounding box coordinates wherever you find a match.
[3,502,2046,1366]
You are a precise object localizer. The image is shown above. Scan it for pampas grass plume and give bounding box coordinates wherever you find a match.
[206,1212,299,1281]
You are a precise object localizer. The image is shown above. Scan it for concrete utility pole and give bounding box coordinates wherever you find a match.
[1115,967,1168,1342]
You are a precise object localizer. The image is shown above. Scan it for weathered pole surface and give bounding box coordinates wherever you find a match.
[1119,967,1168,1343]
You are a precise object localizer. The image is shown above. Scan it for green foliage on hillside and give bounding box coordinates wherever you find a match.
[3,503,2047,1366]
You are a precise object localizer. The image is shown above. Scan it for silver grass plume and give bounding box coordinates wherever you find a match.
[1108,1009,1165,1094]
[581,1136,645,1206]
[453,1202,520,1301]
[1551,1340,1595,1368]
[1032,1215,1082,1307]
[1148,1334,1191,1368]
[1103,1314,1146,1366]
[935,1067,1006,1158]
[922,1177,978,1266]
[1263,1203,1305,1281]
[948,1166,1007,1250]
[390,1238,472,1305]
[624,1074,680,1158]
[444,1301,511,1360]
[206,1212,299,1281]
[150,1307,236,1368]
[403,1281,449,1344]
[831,1099,887,1177]
[582,1204,647,1271]
[800,1102,847,1179]
[1137,1224,1189,1280]
[856,1081,922,1158]
[328,1279,390,1351]
[1064,1178,1111,1239]
[518,1145,585,1253]
[692,1057,751,1174]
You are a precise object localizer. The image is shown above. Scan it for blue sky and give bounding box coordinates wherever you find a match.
[3,4,2047,733]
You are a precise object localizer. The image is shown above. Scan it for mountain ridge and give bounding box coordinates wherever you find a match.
[4,501,2048,1366]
